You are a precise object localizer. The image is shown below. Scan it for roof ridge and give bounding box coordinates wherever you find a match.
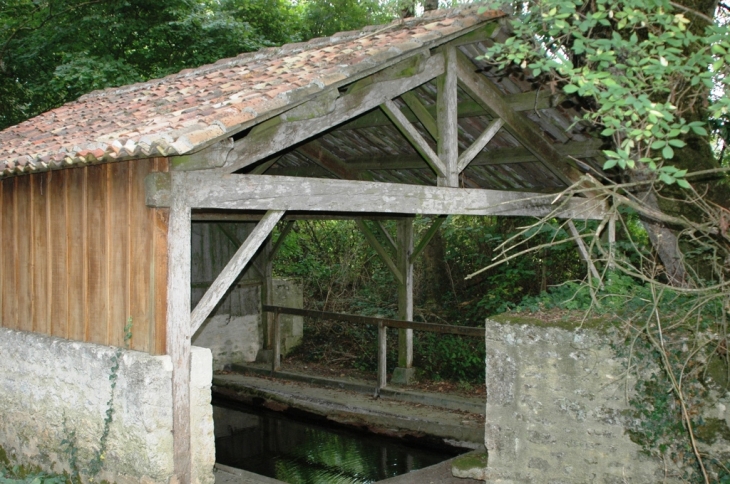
[78,4,487,101]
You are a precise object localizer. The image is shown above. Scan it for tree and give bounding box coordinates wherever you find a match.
[480,1,730,479]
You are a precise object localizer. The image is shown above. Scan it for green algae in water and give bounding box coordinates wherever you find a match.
[214,404,463,483]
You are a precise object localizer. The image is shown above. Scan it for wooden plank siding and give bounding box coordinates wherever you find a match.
[0,159,169,355]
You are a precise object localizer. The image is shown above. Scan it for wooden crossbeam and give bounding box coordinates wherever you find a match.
[457,118,504,173]
[336,91,565,132]
[373,220,396,252]
[401,91,438,141]
[453,50,584,187]
[297,141,360,180]
[147,173,605,219]
[222,54,445,173]
[190,210,284,334]
[269,220,295,261]
[410,215,447,263]
[381,99,447,178]
[356,220,403,284]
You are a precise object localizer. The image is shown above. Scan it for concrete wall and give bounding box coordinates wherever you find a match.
[0,328,215,484]
[272,278,303,356]
[483,317,677,484]
[193,278,303,369]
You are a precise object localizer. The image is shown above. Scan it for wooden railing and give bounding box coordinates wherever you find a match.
[262,304,483,390]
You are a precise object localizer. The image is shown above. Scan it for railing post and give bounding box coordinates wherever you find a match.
[272,309,281,373]
[377,320,387,390]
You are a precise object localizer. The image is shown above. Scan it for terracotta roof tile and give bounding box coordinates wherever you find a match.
[0,5,504,178]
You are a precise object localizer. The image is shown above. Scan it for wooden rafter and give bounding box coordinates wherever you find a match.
[400,91,438,141]
[457,118,504,173]
[381,99,447,178]
[453,50,584,187]
[336,91,565,132]
[297,141,361,180]
[221,53,445,174]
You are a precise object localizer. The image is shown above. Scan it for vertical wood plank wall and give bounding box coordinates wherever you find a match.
[0,158,169,355]
[190,222,263,319]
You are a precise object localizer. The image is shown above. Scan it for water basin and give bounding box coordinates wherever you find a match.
[214,402,465,483]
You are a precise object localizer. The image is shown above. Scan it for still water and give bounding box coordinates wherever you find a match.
[214,403,463,483]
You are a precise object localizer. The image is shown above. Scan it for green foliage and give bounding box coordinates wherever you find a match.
[0,0,397,130]
[482,0,730,183]
[414,333,484,382]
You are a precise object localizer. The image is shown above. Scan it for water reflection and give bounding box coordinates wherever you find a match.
[214,404,460,483]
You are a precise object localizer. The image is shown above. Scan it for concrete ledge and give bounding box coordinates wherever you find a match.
[213,373,484,446]
[230,363,483,414]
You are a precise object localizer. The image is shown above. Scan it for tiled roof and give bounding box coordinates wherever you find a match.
[0,6,505,178]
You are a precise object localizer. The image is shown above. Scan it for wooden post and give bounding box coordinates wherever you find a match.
[377,320,387,390]
[272,310,281,373]
[262,235,274,349]
[167,195,192,484]
[608,214,616,270]
[567,220,602,285]
[437,46,459,187]
[393,217,415,384]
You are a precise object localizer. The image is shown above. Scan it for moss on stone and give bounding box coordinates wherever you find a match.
[695,418,730,444]
[452,451,488,472]
[705,355,730,392]
[488,312,616,333]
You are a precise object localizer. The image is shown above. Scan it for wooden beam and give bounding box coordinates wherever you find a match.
[400,91,438,141]
[381,99,447,178]
[191,212,413,222]
[250,156,281,175]
[396,218,414,369]
[410,215,446,263]
[190,210,284,333]
[344,140,604,171]
[149,173,605,219]
[336,91,565,132]
[457,118,504,173]
[298,141,361,180]
[377,321,387,390]
[269,220,295,261]
[437,47,459,187]
[167,197,192,484]
[567,219,602,284]
[356,220,403,284]
[373,221,396,253]
[222,53,445,173]
[453,50,585,187]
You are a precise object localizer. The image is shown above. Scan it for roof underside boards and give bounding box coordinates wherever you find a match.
[0,4,608,196]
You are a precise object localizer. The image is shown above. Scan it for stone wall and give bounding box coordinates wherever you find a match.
[0,328,215,484]
[193,278,303,369]
[483,317,677,484]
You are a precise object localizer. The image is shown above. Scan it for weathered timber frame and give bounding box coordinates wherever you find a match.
[152,33,607,484]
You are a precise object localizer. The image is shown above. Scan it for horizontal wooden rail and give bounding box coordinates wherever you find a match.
[263,305,484,337]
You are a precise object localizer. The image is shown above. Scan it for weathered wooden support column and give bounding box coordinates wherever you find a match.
[437,46,459,188]
[256,235,275,363]
[167,195,192,484]
[392,217,415,384]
